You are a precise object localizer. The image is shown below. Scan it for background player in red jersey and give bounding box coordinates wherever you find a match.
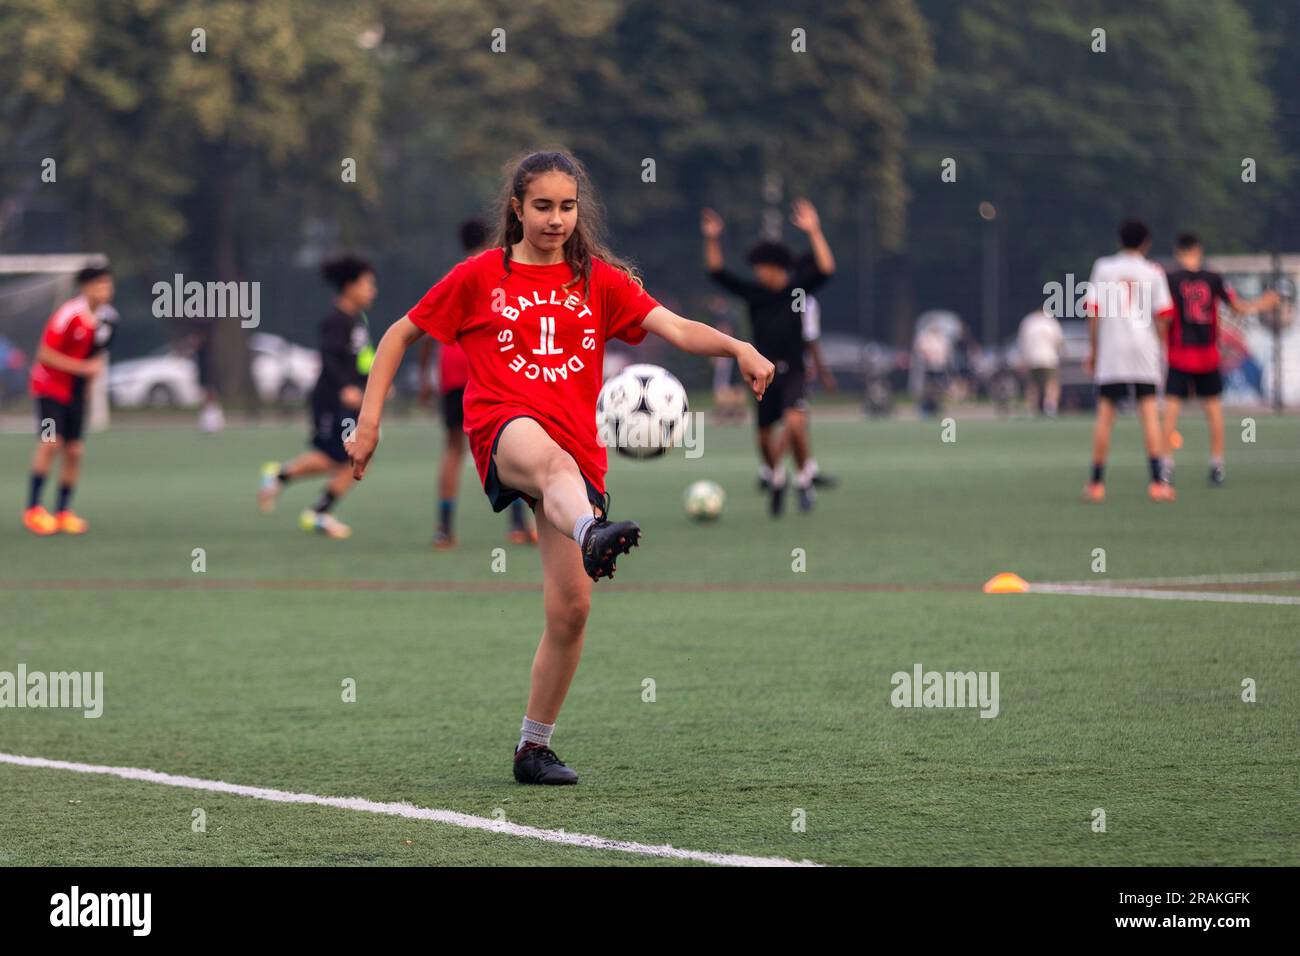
[419,218,537,549]
[1161,233,1279,485]
[346,149,774,785]
[23,266,114,536]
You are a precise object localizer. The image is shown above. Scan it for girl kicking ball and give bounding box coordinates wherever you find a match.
[347,149,774,784]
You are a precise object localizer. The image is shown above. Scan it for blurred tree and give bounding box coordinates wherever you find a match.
[377,0,930,312]
[1237,0,1300,250]
[901,0,1281,346]
[1,0,383,405]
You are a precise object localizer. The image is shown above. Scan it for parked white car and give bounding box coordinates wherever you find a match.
[109,333,320,408]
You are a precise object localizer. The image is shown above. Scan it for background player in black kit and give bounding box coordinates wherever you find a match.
[1161,233,1279,485]
[258,254,377,538]
[701,199,835,515]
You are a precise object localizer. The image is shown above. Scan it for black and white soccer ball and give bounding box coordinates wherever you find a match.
[596,363,689,459]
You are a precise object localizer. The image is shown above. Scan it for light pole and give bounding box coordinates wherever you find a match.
[980,201,999,348]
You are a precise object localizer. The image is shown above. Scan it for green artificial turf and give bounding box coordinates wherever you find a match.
[1,409,1296,865]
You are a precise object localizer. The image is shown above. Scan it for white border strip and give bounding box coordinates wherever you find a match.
[1030,583,1300,606]
[0,751,819,868]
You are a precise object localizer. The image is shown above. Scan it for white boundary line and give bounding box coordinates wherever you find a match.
[0,751,819,868]
[1029,583,1300,606]
[1045,571,1300,588]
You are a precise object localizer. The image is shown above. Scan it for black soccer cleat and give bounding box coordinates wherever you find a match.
[810,471,838,489]
[513,742,578,785]
[1209,465,1225,486]
[769,480,786,517]
[581,518,640,581]
[797,484,815,513]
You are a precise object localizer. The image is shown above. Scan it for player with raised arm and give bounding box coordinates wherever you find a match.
[346,149,774,785]
[1161,233,1279,486]
[701,201,834,515]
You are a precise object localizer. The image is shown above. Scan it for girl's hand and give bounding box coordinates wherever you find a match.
[348,419,380,480]
[737,344,775,398]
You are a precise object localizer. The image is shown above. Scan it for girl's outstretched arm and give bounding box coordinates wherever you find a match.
[348,315,425,479]
[640,306,775,398]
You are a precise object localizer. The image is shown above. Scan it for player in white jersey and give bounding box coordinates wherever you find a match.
[1081,219,1177,503]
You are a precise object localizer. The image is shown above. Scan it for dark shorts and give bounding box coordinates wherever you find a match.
[484,414,604,515]
[1097,381,1157,403]
[756,367,808,429]
[309,401,353,464]
[35,396,86,442]
[194,334,216,390]
[1166,367,1223,399]
[442,387,465,432]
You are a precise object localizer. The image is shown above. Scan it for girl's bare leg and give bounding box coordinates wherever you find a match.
[524,512,595,724]
[492,417,594,537]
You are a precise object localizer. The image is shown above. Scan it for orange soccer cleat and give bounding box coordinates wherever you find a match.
[55,510,89,534]
[22,505,59,536]
[1148,481,1177,503]
[1082,482,1106,503]
[507,527,539,546]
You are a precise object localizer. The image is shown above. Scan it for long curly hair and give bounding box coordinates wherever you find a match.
[494,148,639,302]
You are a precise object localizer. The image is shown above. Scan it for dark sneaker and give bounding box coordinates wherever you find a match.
[580,515,640,581]
[810,472,838,489]
[1209,465,1225,486]
[757,474,771,492]
[513,742,578,785]
[769,480,786,517]
[796,483,815,513]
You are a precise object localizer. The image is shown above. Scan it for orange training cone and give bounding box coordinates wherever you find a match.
[983,572,1029,594]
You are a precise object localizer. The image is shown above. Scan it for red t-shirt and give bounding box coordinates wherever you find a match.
[30,296,96,403]
[407,248,659,494]
[437,341,470,392]
[1165,269,1234,373]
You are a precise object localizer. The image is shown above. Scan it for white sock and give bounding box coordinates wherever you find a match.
[799,461,816,485]
[806,458,820,478]
[758,464,773,482]
[770,466,787,489]
[572,513,596,545]
[518,715,554,752]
